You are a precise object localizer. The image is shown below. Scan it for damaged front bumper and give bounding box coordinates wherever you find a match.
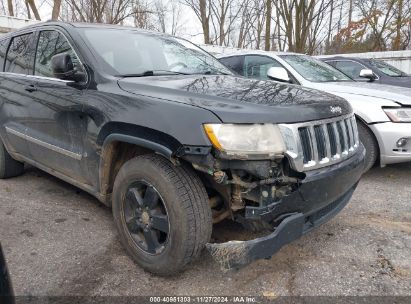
[206,186,355,269]
[206,145,365,269]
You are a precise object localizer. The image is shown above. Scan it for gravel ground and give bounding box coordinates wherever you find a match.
[0,163,410,297]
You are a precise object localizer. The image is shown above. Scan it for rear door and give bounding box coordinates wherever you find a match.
[0,31,36,158]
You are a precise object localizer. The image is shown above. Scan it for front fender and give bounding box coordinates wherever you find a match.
[331,92,398,124]
[102,133,174,160]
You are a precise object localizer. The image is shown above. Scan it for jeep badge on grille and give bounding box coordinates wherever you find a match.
[330,106,342,114]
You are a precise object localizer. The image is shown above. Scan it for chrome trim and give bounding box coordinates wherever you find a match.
[322,124,331,160]
[340,120,349,156]
[26,74,74,83]
[279,113,359,172]
[5,127,82,160]
[0,72,73,83]
[332,121,342,158]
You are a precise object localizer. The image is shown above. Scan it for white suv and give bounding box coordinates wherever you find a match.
[215,49,411,171]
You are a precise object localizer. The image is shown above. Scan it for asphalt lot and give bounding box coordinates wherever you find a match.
[0,163,410,297]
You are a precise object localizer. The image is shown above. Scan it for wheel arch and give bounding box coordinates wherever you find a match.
[355,115,381,166]
[97,122,183,202]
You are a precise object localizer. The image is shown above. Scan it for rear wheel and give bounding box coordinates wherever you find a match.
[0,140,24,179]
[357,120,379,172]
[112,154,212,276]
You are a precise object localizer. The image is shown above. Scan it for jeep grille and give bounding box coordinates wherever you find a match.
[279,114,360,172]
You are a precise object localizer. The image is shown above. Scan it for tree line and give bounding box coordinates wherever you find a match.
[1,0,410,54]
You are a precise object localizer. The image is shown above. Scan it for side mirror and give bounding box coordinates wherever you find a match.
[51,53,85,82]
[267,67,291,83]
[359,69,376,81]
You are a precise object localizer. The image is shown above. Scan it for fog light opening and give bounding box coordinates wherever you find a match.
[396,138,409,148]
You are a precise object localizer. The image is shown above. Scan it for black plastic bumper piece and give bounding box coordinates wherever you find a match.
[0,244,14,304]
[206,185,356,269]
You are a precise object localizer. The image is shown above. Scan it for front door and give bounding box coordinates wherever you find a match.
[25,29,91,184]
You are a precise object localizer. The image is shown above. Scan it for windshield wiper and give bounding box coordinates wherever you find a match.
[203,70,230,75]
[117,70,190,77]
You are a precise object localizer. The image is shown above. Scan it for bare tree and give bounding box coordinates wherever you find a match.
[132,0,155,29]
[25,1,31,19]
[26,0,41,20]
[184,0,211,44]
[327,0,335,47]
[52,0,62,20]
[153,0,184,35]
[264,0,271,50]
[7,0,14,16]
[169,0,183,35]
[238,0,266,49]
[209,0,244,45]
[390,0,411,49]
[155,0,167,33]
[356,0,397,51]
[274,0,332,53]
[63,0,147,25]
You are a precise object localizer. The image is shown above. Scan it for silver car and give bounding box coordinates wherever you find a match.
[215,49,411,171]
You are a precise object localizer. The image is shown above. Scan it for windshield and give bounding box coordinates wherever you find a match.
[369,59,409,77]
[280,54,352,82]
[80,28,232,76]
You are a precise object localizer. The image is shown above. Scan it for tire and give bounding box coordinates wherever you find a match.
[0,140,24,179]
[357,120,379,173]
[112,154,212,276]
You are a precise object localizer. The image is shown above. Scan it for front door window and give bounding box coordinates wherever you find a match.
[244,55,282,80]
[34,30,85,79]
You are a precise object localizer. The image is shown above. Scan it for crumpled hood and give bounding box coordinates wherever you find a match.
[311,82,411,106]
[118,75,352,124]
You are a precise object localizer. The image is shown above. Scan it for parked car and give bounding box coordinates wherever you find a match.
[0,22,364,275]
[0,244,14,304]
[218,51,411,172]
[319,56,411,88]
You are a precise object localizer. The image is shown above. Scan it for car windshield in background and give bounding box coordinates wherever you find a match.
[81,28,232,76]
[280,54,352,82]
[369,59,409,77]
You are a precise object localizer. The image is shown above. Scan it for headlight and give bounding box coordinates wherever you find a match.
[203,123,285,157]
[384,108,411,122]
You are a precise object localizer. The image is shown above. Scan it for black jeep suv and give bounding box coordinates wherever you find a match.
[0,22,364,275]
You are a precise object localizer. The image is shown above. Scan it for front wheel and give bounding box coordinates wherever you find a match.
[112,154,212,276]
[357,120,379,172]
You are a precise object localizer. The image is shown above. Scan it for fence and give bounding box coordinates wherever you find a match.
[0,15,39,35]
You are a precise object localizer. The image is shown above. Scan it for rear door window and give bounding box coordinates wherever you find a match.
[5,33,35,75]
[324,60,336,68]
[219,56,244,75]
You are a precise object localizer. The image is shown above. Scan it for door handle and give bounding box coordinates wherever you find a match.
[25,84,37,92]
